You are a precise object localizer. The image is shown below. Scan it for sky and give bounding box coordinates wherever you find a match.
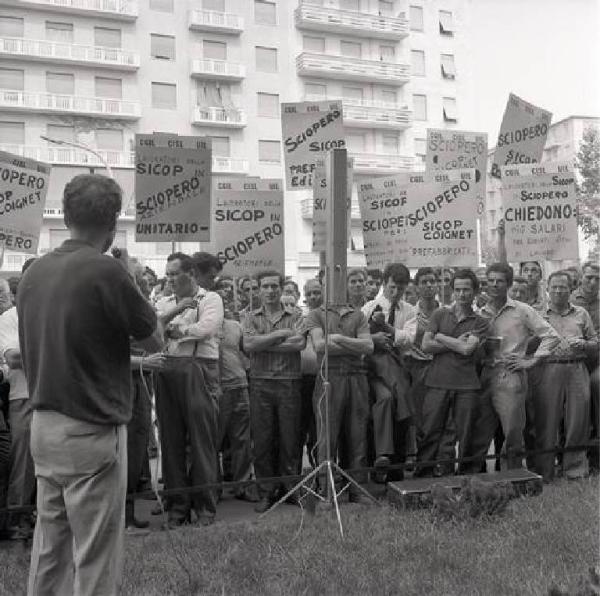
[463,0,600,141]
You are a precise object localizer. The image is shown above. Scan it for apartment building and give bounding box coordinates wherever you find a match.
[0,0,471,281]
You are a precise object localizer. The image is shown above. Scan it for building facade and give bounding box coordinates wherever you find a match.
[0,0,471,284]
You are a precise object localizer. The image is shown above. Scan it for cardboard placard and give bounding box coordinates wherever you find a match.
[491,93,552,179]
[312,156,353,252]
[426,128,488,216]
[212,178,284,276]
[281,100,345,191]
[358,169,478,268]
[501,162,578,261]
[0,150,51,254]
[134,134,211,242]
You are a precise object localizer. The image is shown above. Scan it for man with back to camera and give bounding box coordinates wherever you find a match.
[18,174,161,595]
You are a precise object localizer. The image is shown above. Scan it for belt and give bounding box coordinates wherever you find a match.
[546,358,585,364]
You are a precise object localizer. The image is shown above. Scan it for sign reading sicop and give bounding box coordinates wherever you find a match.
[135,134,211,242]
[491,93,552,179]
[426,129,488,216]
[281,100,345,191]
[0,150,50,254]
[501,162,578,262]
[212,178,284,277]
[358,169,477,268]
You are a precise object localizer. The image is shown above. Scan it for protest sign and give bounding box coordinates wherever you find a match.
[491,93,552,179]
[135,134,211,242]
[312,156,353,252]
[501,162,578,261]
[358,169,478,268]
[281,100,345,191]
[212,178,284,277]
[0,150,50,254]
[426,128,487,215]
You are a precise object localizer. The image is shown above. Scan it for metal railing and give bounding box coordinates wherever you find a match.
[188,9,244,33]
[191,59,246,79]
[5,0,138,18]
[192,106,246,127]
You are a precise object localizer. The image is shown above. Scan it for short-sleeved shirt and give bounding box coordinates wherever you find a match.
[220,319,248,389]
[304,306,370,374]
[425,305,489,390]
[571,288,600,334]
[17,239,157,426]
[544,304,598,360]
[242,306,302,380]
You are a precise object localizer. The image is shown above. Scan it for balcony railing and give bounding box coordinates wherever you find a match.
[212,156,249,175]
[0,144,136,168]
[0,90,141,119]
[304,94,411,129]
[350,152,413,174]
[192,106,247,128]
[296,52,409,85]
[189,10,244,34]
[295,2,408,40]
[0,37,139,70]
[1,0,138,20]
[190,59,246,80]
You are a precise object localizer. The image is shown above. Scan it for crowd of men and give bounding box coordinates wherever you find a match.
[0,174,598,594]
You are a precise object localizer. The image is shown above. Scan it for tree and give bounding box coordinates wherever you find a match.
[574,126,600,241]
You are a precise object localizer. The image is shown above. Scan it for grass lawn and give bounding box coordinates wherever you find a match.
[0,478,598,595]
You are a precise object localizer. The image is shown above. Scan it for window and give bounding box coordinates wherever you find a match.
[340,41,361,59]
[0,17,24,37]
[203,40,227,60]
[381,89,397,105]
[149,0,173,12]
[210,136,230,156]
[409,5,423,31]
[0,68,24,90]
[443,97,457,121]
[305,83,326,98]
[413,94,427,120]
[6,255,23,269]
[94,27,121,48]
[254,0,276,25]
[151,82,177,109]
[45,21,73,42]
[255,46,277,72]
[46,72,74,95]
[411,50,425,76]
[203,0,224,10]
[151,34,175,60]
[383,133,399,154]
[340,0,360,10]
[258,140,281,163]
[303,35,325,53]
[441,54,456,79]
[346,133,365,152]
[342,86,363,103]
[257,92,279,117]
[415,138,426,162]
[0,121,24,144]
[380,45,395,61]
[95,76,122,98]
[378,0,393,16]
[439,10,454,35]
[96,129,123,150]
[47,124,74,142]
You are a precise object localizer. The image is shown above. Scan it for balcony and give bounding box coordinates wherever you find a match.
[189,10,244,35]
[0,37,139,70]
[0,90,141,120]
[295,2,408,40]
[350,152,413,174]
[296,52,409,85]
[192,106,246,128]
[304,94,411,129]
[301,197,361,220]
[0,144,135,168]
[0,0,138,20]
[190,59,245,81]
[212,156,249,175]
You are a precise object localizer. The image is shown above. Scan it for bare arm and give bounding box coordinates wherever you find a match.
[435,332,480,356]
[309,327,348,356]
[422,331,450,354]
[268,334,306,353]
[243,329,292,353]
[4,348,22,370]
[329,332,374,356]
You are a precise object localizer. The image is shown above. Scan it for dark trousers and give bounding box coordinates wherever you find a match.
[0,409,9,531]
[313,371,370,490]
[589,361,599,471]
[249,378,301,499]
[417,388,478,475]
[219,386,252,485]
[156,358,219,520]
[300,374,317,470]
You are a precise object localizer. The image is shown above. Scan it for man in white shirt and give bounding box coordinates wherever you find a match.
[155,252,224,528]
[362,263,416,480]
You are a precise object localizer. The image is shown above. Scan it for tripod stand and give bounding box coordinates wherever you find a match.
[261,277,378,537]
